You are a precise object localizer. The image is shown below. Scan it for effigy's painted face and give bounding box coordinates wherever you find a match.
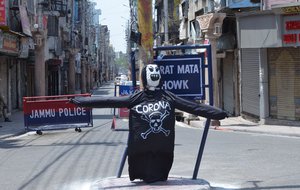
[146,64,161,90]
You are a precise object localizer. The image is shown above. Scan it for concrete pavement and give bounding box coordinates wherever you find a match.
[0,111,26,140]
[181,116,300,138]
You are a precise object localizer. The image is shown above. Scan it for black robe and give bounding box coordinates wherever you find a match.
[71,89,227,183]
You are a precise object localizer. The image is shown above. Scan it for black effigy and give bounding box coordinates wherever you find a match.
[71,89,227,183]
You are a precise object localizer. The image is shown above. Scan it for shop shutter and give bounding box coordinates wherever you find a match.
[268,48,300,120]
[223,52,235,115]
[241,49,260,117]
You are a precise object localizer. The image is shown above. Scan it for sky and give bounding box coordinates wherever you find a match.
[92,0,130,53]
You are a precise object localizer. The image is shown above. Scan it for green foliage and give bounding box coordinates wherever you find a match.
[115,53,129,73]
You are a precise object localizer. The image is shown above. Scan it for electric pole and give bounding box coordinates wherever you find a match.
[137,0,153,74]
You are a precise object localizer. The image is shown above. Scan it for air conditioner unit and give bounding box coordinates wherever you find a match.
[213,23,222,37]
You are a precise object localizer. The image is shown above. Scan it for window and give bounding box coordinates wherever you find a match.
[23,0,34,14]
[47,16,59,36]
[190,20,201,40]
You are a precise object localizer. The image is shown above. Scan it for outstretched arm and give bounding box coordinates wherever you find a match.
[171,93,228,120]
[70,96,131,108]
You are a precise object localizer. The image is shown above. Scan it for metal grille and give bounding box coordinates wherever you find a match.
[241,49,260,117]
[268,47,300,120]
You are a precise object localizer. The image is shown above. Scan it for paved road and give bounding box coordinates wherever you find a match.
[0,83,300,190]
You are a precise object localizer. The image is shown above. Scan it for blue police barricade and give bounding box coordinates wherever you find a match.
[118,85,139,118]
[23,94,93,135]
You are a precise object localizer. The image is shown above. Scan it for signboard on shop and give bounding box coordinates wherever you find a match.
[0,32,18,53]
[0,0,6,26]
[282,15,300,46]
[280,5,300,14]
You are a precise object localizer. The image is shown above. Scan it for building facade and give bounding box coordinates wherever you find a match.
[0,0,115,115]
[153,0,300,125]
[237,1,300,125]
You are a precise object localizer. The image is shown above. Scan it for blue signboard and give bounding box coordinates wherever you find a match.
[118,85,140,118]
[154,54,205,100]
[119,85,138,96]
[228,0,260,9]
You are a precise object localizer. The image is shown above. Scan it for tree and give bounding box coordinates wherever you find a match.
[115,52,129,76]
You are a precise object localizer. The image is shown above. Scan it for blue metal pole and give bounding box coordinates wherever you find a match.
[192,118,211,179]
[113,85,117,116]
[117,146,128,178]
[131,51,136,87]
[192,45,213,179]
[207,45,214,106]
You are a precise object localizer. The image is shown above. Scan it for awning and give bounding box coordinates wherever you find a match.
[8,30,26,37]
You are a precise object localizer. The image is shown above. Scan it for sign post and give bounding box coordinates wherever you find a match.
[155,54,205,100]
[154,44,213,180]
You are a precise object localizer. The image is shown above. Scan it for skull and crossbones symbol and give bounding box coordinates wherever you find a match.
[140,110,170,139]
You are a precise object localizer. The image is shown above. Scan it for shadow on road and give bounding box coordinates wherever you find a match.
[0,139,22,149]
[211,181,300,190]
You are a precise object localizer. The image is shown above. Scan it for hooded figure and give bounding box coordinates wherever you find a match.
[71,64,227,183]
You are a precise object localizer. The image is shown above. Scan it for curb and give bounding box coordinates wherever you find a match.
[0,130,26,140]
[228,128,300,138]
[176,120,300,138]
[92,176,211,190]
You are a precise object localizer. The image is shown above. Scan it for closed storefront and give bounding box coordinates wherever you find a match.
[222,52,235,115]
[236,12,279,121]
[268,47,300,120]
[268,12,300,121]
[0,31,22,112]
[236,4,300,123]
[241,49,260,118]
